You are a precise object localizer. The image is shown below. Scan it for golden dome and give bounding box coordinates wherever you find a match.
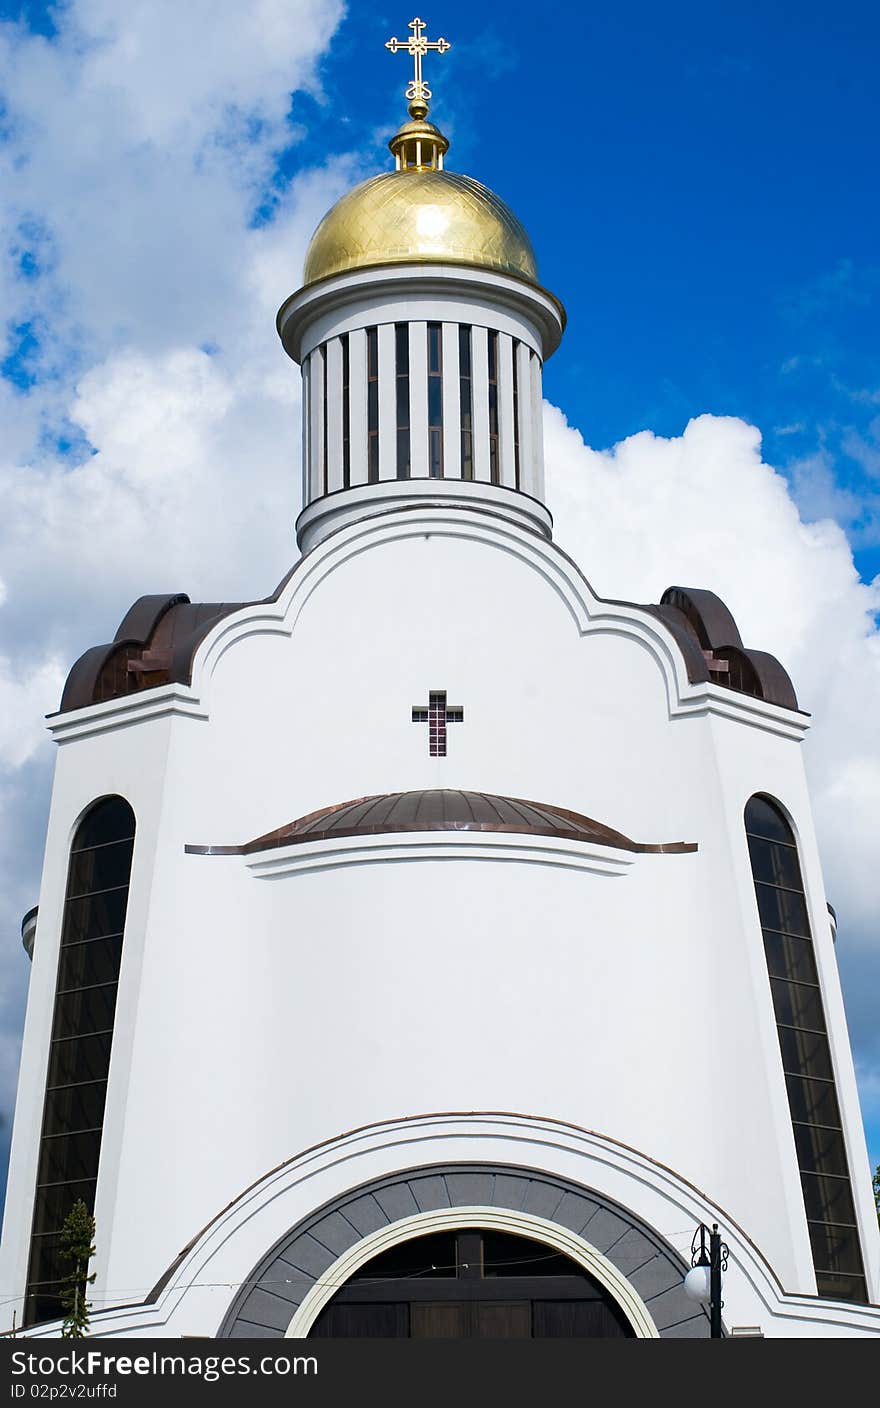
[302,158,538,288]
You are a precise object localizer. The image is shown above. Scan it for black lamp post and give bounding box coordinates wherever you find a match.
[683,1222,729,1338]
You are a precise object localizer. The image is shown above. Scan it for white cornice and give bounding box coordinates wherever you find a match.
[47,685,207,743]
[235,829,641,878]
[278,262,565,364]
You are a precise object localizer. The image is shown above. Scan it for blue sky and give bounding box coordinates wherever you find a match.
[0,0,877,1238]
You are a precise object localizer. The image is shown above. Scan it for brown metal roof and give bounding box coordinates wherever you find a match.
[186,790,697,856]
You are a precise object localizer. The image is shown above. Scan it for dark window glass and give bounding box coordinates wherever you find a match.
[25,1292,64,1330]
[747,834,802,889]
[72,798,135,850]
[367,326,379,483]
[25,1233,65,1307]
[26,797,135,1327]
[769,978,826,1033]
[38,1128,102,1186]
[459,325,473,480]
[807,1222,864,1276]
[816,1272,869,1302]
[350,1232,457,1281]
[777,1027,834,1081]
[62,888,128,946]
[42,1082,107,1138]
[428,323,443,478]
[793,1123,850,1176]
[395,323,410,479]
[785,1073,843,1129]
[763,931,819,985]
[754,881,810,938]
[745,795,795,844]
[51,983,119,1041]
[428,322,442,375]
[67,838,134,898]
[745,793,866,1304]
[800,1173,857,1227]
[482,1232,587,1279]
[487,331,500,484]
[31,1181,97,1238]
[57,935,123,991]
[45,1031,114,1089]
[341,333,350,488]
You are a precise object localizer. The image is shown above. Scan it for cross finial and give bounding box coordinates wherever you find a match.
[386,17,451,121]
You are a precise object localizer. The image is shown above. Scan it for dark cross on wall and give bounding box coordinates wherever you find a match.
[412,690,464,757]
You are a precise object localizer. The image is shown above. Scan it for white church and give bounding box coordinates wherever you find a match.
[1,21,878,1340]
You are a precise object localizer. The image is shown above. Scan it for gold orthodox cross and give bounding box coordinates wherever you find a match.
[386,17,451,118]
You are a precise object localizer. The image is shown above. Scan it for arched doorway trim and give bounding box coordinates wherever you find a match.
[285,1206,660,1339]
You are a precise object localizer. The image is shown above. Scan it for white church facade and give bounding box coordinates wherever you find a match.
[1,23,878,1340]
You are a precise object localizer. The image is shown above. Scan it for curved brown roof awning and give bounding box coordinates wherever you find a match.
[186,790,697,856]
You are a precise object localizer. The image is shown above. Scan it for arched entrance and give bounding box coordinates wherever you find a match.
[220,1160,705,1339]
[308,1225,634,1338]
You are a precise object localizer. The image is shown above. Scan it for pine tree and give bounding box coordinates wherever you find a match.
[58,1200,96,1338]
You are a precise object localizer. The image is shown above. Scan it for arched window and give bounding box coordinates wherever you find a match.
[308,1228,635,1338]
[745,795,867,1303]
[24,796,136,1327]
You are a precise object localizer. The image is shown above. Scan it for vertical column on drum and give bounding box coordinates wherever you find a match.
[348,328,369,487]
[300,356,311,509]
[515,340,534,497]
[324,337,344,493]
[377,323,396,481]
[308,346,325,502]
[408,322,429,478]
[530,351,545,501]
[471,325,490,483]
[441,322,461,479]
[497,333,516,490]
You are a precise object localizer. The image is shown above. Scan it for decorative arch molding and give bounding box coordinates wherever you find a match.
[187,507,698,700]
[283,1205,661,1339]
[50,1113,880,1339]
[51,505,807,743]
[218,1159,707,1340]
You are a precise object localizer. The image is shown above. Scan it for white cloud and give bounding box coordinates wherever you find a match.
[0,657,66,770]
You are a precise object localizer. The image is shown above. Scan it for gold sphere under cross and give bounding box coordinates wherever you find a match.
[385,16,451,120]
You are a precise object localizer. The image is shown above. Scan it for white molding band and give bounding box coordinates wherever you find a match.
[240,830,641,879]
[284,1206,660,1339]
[238,830,641,879]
